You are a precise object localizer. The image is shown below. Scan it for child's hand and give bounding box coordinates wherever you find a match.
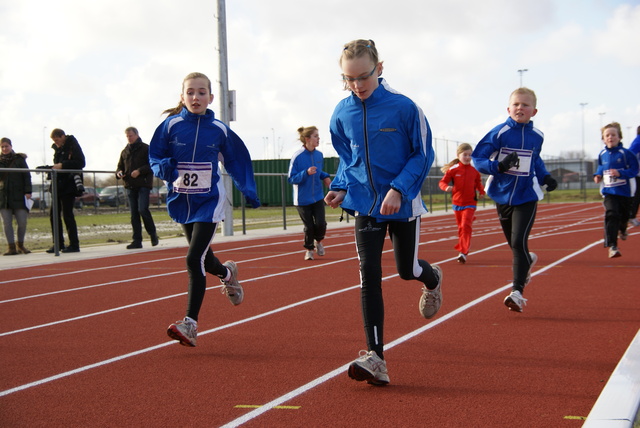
[607,169,621,178]
[324,190,345,208]
[594,175,602,184]
[380,188,401,215]
[446,186,453,192]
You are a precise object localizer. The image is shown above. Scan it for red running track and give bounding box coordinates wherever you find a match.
[1,202,638,427]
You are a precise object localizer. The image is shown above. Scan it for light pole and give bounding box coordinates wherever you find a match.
[517,69,528,87]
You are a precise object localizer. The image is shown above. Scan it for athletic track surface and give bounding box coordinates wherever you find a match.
[1,202,638,427]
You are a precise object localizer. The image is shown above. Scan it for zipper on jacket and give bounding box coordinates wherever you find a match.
[185,116,202,222]
[507,125,524,206]
[362,101,377,215]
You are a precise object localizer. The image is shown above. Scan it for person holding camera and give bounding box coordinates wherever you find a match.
[46,128,85,253]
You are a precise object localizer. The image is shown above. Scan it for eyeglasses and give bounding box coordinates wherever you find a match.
[342,64,377,83]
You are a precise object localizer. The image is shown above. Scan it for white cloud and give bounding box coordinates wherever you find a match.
[0,0,638,175]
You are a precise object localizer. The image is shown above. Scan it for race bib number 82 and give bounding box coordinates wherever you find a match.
[173,162,213,194]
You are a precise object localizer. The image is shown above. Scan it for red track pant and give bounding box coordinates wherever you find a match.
[454,208,476,255]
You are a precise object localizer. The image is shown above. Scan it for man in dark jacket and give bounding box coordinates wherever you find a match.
[116,127,158,249]
[47,128,85,253]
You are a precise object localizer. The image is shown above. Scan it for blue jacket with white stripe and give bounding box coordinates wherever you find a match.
[329,78,433,221]
[472,117,550,206]
[149,107,260,224]
[287,147,329,206]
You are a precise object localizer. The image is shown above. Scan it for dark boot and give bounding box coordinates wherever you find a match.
[17,242,31,254]
[3,243,18,256]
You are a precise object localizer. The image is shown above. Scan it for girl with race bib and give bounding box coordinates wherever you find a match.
[150,72,260,347]
[593,122,639,258]
[472,87,557,313]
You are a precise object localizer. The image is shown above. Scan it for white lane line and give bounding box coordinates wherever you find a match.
[220,239,605,428]
[0,239,603,401]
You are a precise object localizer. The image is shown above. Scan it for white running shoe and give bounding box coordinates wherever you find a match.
[524,252,538,286]
[167,317,198,347]
[457,253,466,264]
[419,265,443,319]
[315,241,325,256]
[504,290,528,312]
[221,261,243,305]
[348,350,389,386]
[608,246,621,258]
[304,250,314,260]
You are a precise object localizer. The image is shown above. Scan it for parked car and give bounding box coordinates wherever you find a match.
[149,187,161,205]
[30,182,52,209]
[98,185,126,207]
[75,187,100,209]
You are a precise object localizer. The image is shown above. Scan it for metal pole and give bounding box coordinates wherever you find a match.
[517,69,528,87]
[217,0,234,236]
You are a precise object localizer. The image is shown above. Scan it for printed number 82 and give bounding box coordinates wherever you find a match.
[182,173,199,187]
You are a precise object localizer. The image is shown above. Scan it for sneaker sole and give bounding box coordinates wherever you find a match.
[504,297,523,313]
[348,363,389,386]
[167,326,196,347]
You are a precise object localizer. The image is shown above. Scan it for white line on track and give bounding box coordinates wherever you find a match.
[0,234,604,400]
[219,239,605,428]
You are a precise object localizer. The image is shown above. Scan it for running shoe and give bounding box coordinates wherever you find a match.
[348,350,389,386]
[630,218,640,227]
[315,241,325,256]
[221,261,243,305]
[608,246,621,258]
[419,265,443,319]
[304,250,314,260]
[524,252,538,286]
[619,231,628,241]
[504,290,528,313]
[167,317,198,347]
[457,253,466,264]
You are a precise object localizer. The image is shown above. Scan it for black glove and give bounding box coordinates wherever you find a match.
[543,175,558,191]
[498,151,519,173]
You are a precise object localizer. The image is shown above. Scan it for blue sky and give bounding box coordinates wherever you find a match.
[0,0,638,171]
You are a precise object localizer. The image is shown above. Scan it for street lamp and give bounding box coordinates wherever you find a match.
[517,69,528,87]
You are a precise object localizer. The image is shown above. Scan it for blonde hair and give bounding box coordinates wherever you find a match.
[163,72,212,116]
[339,39,380,91]
[441,143,473,173]
[297,126,318,144]
[601,122,623,140]
[510,87,537,108]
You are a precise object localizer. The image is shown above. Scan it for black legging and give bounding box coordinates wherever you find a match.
[182,222,228,321]
[354,216,438,360]
[296,199,327,250]
[496,201,537,293]
[603,194,631,248]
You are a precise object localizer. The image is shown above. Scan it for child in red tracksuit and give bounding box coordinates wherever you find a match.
[439,143,485,263]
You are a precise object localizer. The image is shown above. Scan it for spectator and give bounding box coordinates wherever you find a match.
[47,128,85,253]
[0,137,32,255]
[116,127,159,249]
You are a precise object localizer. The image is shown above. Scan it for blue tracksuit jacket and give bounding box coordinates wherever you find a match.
[149,107,260,224]
[329,78,433,221]
[288,147,329,206]
[472,117,551,206]
[594,143,639,197]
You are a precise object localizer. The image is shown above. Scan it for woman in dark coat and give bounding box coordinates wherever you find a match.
[0,137,32,255]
